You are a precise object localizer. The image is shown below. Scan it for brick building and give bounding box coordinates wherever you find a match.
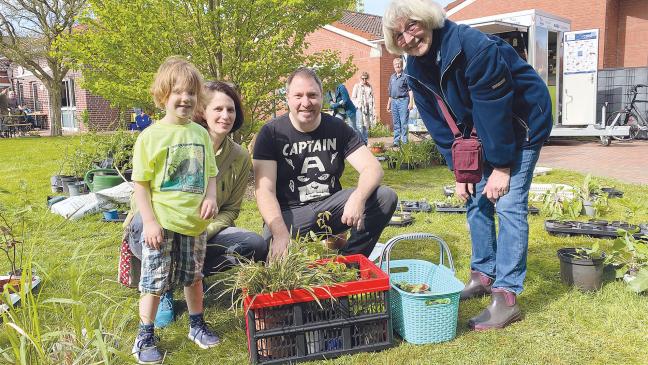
[0,58,10,90]
[305,11,401,126]
[5,61,120,132]
[446,0,648,68]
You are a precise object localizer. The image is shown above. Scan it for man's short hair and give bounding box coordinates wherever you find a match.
[286,67,323,94]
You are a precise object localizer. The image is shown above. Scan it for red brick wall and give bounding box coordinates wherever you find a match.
[448,0,635,68]
[8,65,121,131]
[304,27,399,128]
[617,0,648,67]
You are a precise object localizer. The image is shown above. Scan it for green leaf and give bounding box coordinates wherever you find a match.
[627,269,648,293]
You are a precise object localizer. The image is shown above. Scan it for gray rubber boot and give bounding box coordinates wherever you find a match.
[468,288,522,331]
[460,270,493,301]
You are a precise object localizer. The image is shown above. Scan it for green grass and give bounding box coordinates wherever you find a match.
[1,136,648,364]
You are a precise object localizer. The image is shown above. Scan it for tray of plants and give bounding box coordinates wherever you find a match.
[240,253,393,364]
[397,200,432,213]
[600,187,623,198]
[378,233,464,344]
[434,202,466,213]
[545,219,648,239]
[434,202,540,215]
[389,212,414,226]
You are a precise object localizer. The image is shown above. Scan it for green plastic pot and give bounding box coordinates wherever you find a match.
[84,169,123,192]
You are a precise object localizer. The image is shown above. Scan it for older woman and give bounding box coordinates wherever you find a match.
[126,81,267,327]
[383,0,553,330]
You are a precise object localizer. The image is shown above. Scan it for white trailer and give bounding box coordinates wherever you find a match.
[457,9,629,144]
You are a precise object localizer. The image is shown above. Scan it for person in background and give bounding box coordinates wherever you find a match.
[330,83,363,143]
[383,0,553,330]
[352,71,376,144]
[386,58,414,147]
[135,110,152,130]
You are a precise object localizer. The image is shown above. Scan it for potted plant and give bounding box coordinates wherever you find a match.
[557,244,606,291]
[578,174,606,217]
[0,184,37,298]
[384,149,400,169]
[602,229,648,293]
[398,142,418,170]
[542,185,582,219]
[370,141,385,154]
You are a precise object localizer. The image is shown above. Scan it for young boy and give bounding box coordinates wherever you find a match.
[131,56,219,364]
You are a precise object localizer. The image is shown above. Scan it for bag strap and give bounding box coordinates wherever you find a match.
[434,93,477,139]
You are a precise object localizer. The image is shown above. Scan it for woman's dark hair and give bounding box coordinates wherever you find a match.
[194,81,244,133]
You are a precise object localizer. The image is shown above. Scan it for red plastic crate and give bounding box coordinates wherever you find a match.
[244,254,393,364]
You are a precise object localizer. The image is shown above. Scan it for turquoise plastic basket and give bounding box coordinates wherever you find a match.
[379,233,464,344]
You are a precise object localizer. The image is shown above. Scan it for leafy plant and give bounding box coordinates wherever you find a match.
[578,174,601,202]
[58,130,138,178]
[217,237,359,312]
[398,142,417,168]
[217,212,359,311]
[0,183,32,276]
[370,141,384,149]
[394,281,430,294]
[1,245,134,364]
[368,122,391,138]
[618,197,648,221]
[603,230,648,293]
[542,186,581,219]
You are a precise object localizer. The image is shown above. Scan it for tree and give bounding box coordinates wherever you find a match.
[348,0,364,12]
[64,0,356,142]
[0,0,87,136]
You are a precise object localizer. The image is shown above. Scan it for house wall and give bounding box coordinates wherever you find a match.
[8,65,120,131]
[617,0,648,67]
[448,0,648,68]
[305,27,399,128]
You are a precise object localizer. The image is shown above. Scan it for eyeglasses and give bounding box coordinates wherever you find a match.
[395,21,420,47]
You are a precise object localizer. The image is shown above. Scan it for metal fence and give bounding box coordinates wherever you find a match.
[597,67,648,138]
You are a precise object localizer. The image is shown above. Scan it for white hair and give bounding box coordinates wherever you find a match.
[383,0,446,55]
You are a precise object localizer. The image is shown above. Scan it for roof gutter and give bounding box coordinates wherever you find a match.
[323,25,381,48]
[446,0,478,17]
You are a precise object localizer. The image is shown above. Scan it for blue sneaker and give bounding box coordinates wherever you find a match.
[154,291,174,328]
[132,331,163,364]
[188,320,220,349]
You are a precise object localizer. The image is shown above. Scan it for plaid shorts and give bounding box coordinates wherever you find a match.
[138,229,206,295]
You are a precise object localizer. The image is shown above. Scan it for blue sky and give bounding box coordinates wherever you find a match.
[364,0,454,16]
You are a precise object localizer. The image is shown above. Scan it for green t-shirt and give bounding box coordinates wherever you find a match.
[131,121,217,236]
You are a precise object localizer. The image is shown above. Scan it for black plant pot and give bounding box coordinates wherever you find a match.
[399,162,419,170]
[557,248,605,291]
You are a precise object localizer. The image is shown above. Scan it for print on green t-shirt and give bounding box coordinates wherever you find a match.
[160,143,206,194]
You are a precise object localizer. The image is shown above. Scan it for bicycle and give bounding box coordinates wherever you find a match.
[603,84,648,144]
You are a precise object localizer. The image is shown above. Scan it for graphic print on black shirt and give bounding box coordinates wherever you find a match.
[254,113,363,209]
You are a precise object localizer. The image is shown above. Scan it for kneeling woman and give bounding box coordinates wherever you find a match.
[125,81,267,327]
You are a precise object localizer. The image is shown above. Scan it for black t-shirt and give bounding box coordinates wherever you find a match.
[254,113,363,209]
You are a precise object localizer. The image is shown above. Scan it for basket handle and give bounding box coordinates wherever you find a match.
[378,233,455,275]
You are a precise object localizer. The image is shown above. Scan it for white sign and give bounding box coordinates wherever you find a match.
[564,31,598,74]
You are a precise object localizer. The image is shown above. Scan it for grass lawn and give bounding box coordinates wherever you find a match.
[1,136,648,364]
